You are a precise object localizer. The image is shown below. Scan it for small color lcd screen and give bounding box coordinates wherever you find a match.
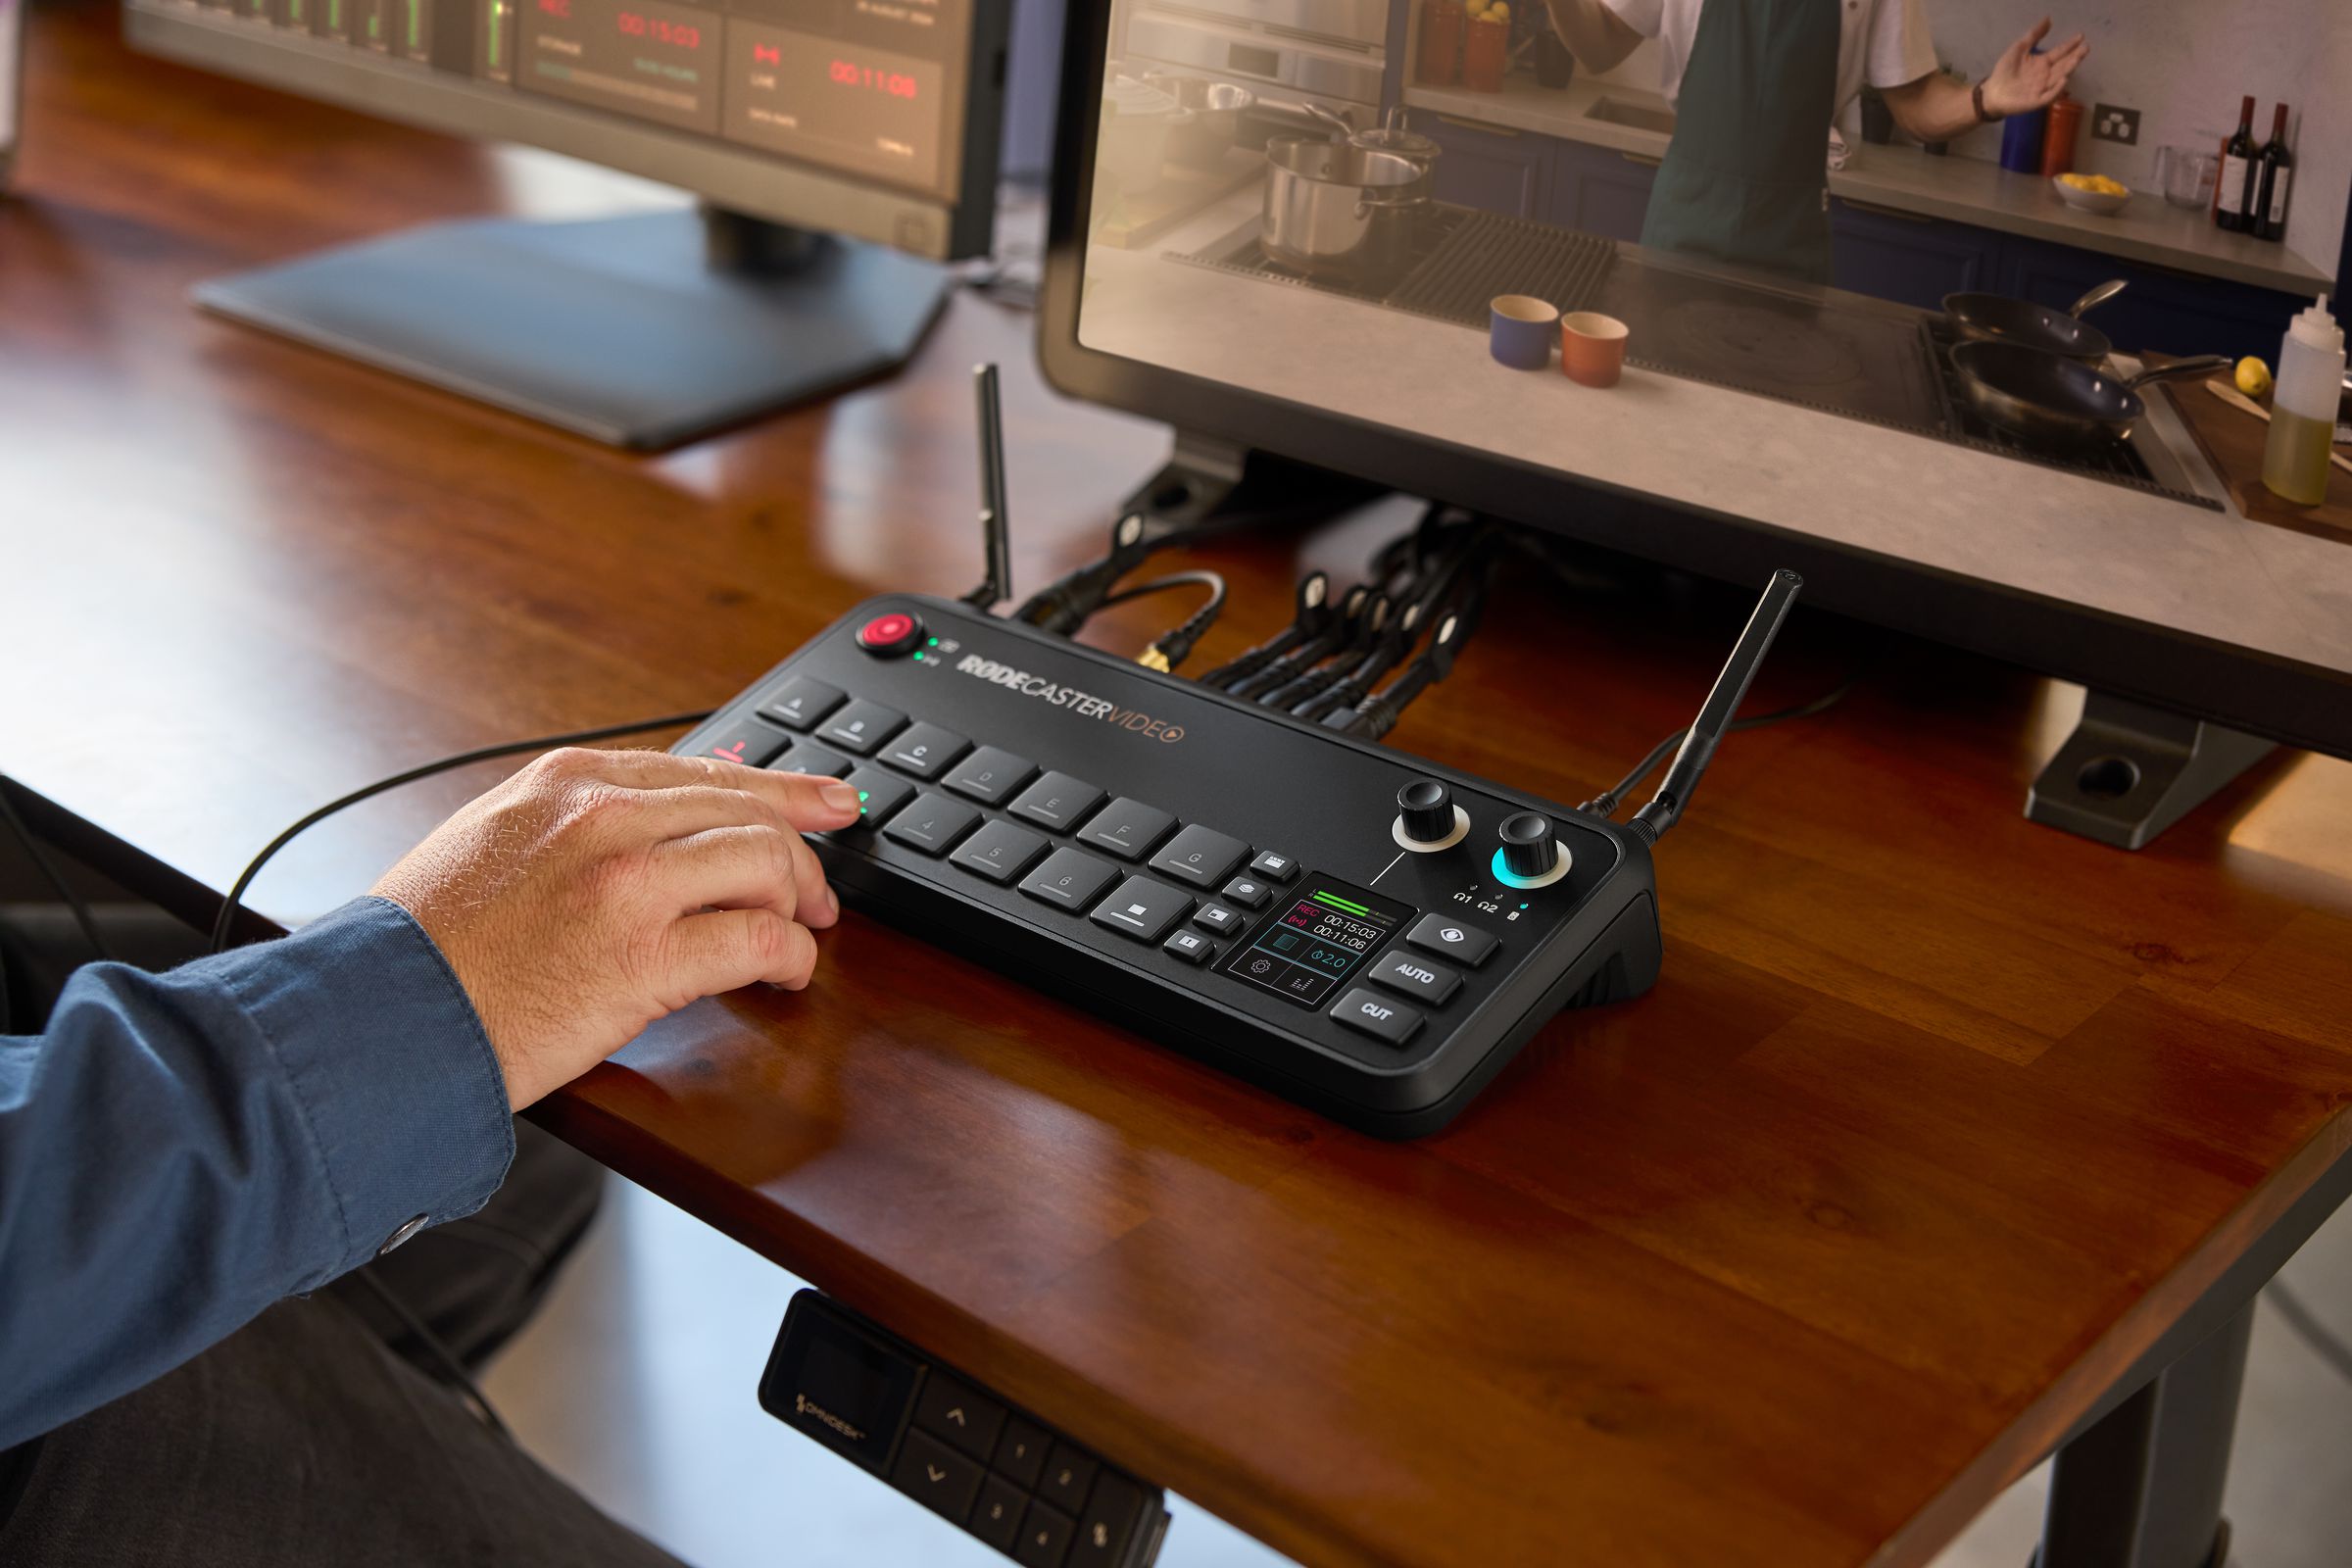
[1220,875,1414,1009]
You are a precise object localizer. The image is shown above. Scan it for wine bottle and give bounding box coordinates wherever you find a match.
[2218,95,2256,232]
[2253,102,2292,243]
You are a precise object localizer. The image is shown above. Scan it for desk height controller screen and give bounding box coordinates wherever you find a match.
[146,0,973,200]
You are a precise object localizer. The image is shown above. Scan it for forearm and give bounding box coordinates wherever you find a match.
[1543,0,1642,73]
[0,898,513,1448]
[1883,73,1981,145]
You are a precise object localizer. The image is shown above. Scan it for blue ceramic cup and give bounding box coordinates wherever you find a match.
[1490,295,1560,369]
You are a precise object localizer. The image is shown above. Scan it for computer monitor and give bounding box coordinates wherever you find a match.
[126,0,1012,447]
[1039,0,2352,797]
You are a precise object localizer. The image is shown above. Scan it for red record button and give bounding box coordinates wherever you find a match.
[856,611,924,657]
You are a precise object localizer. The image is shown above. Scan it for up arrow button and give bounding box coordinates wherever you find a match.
[913,1374,1006,1461]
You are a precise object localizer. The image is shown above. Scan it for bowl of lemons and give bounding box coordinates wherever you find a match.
[2053,172,2130,216]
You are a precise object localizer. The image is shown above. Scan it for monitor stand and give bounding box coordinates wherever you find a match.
[192,207,951,451]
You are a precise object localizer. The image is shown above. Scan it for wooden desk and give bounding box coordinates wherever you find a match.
[10,7,2352,1565]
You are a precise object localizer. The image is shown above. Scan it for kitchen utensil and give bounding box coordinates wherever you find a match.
[1560,311,1629,387]
[1139,73,1257,167]
[2158,146,2218,210]
[2051,174,2129,216]
[1490,296,1559,369]
[1348,109,1442,204]
[1300,101,1356,141]
[1261,135,1428,284]
[1949,342,2231,449]
[1941,279,2124,364]
[2204,379,2352,475]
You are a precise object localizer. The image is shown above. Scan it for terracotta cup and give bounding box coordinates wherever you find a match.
[1560,311,1630,387]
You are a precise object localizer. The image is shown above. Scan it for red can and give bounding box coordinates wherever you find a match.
[1463,16,1508,92]
[2039,96,2082,177]
[1418,0,1464,86]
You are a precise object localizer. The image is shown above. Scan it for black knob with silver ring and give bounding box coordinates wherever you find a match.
[1494,811,1571,889]
[1393,779,1469,852]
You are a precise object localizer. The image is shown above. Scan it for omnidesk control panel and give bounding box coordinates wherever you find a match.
[678,596,1662,1136]
[759,1292,1169,1568]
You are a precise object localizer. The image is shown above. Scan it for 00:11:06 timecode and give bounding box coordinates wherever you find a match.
[827,58,919,97]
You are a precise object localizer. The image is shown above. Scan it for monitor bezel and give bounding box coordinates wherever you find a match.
[124,0,1011,261]
[1035,0,2352,761]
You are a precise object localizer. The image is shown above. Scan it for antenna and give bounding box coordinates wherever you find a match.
[1627,568,1804,845]
[962,363,1013,611]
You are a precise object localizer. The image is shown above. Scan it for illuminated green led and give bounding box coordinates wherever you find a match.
[926,636,939,646]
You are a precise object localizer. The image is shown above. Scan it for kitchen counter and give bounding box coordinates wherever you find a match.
[1401,74,2335,295]
[1078,186,2352,683]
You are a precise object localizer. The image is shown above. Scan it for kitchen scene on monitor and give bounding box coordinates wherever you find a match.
[1075,0,2350,514]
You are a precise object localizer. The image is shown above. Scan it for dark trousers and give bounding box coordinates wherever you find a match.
[0,1122,687,1567]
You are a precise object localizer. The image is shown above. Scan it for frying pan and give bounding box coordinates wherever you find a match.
[1941,279,2128,364]
[1950,342,2233,449]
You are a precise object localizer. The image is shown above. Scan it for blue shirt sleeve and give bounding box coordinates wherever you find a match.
[0,896,516,1449]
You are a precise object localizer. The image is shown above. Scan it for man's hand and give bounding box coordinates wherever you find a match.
[1981,18,2087,119]
[370,747,862,1109]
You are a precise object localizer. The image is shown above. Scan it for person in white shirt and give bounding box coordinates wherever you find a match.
[1543,0,2086,279]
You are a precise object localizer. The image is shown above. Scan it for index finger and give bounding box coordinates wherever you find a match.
[561,747,863,830]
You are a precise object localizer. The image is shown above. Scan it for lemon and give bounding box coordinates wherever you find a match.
[1489,1,1509,18]
[2234,357,2273,399]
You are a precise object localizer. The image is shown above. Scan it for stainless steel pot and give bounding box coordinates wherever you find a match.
[1261,135,1427,283]
[1348,109,1441,204]
[1140,72,1259,167]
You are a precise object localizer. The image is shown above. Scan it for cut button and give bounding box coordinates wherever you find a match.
[1330,987,1424,1046]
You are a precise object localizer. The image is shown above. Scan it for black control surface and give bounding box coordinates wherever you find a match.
[680,596,1661,1137]
[759,1291,1169,1568]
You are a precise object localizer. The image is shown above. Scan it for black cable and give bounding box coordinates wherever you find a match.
[1098,569,1227,616]
[350,1267,512,1440]
[207,711,712,956]
[1195,570,1331,688]
[1258,593,1389,710]
[0,779,115,963]
[1578,678,1855,819]
[2265,1279,2352,1386]
[1096,571,1228,671]
[1225,584,1370,698]
[1328,555,1495,740]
